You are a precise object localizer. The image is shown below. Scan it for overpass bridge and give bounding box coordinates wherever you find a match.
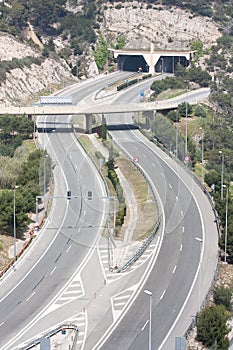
[0,88,210,116]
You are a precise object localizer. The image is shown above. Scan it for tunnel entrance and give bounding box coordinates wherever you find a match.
[118,55,149,72]
[155,56,189,73]
[117,54,190,73]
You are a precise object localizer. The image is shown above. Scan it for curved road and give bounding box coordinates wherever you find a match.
[0,72,218,350]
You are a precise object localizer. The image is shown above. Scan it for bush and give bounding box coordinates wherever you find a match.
[196,305,230,350]
[213,286,232,310]
[195,105,206,118]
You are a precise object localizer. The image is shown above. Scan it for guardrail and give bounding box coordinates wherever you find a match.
[19,323,78,350]
[116,217,160,273]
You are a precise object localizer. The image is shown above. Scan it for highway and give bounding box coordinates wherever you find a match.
[92,82,218,349]
[0,71,133,349]
[0,71,218,350]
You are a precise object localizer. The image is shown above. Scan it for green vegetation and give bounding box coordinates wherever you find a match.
[0,115,52,236]
[197,305,230,349]
[0,115,34,157]
[213,286,232,310]
[93,35,109,71]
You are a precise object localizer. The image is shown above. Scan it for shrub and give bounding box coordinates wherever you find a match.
[213,286,232,310]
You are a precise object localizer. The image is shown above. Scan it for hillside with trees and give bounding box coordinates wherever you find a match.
[0,1,232,348]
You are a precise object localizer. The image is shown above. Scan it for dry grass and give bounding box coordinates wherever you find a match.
[0,235,14,271]
[115,157,157,241]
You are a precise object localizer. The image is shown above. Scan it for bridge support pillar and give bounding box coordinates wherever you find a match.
[85,114,93,134]
[144,110,155,130]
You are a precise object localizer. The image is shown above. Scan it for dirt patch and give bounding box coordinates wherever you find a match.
[115,157,157,241]
[0,234,14,271]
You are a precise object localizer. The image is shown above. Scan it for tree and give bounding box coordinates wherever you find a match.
[167,110,180,122]
[93,35,109,71]
[196,305,230,349]
[195,105,206,118]
[178,102,192,117]
[213,286,232,310]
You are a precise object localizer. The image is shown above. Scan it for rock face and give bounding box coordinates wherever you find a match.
[103,3,220,50]
[0,57,75,106]
[0,33,39,60]
[0,3,222,106]
[0,33,76,106]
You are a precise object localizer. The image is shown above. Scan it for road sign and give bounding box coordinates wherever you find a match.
[133,156,139,163]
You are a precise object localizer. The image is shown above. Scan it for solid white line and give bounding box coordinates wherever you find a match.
[172,265,177,274]
[160,290,166,300]
[114,295,130,301]
[141,319,149,331]
[50,266,57,275]
[66,245,72,253]
[26,292,35,302]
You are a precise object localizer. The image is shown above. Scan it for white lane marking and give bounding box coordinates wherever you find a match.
[180,244,183,251]
[182,226,185,233]
[26,292,36,302]
[169,183,172,189]
[114,295,131,301]
[141,319,149,331]
[160,290,166,300]
[114,302,126,307]
[66,245,72,253]
[84,210,86,216]
[152,163,156,167]
[176,196,178,201]
[172,265,177,274]
[0,322,4,327]
[181,210,183,216]
[50,267,57,275]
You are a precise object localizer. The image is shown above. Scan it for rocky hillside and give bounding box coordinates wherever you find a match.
[103,3,220,50]
[0,32,76,106]
[0,1,224,106]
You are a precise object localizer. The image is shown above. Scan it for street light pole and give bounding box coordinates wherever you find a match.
[185,101,188,155]
[175,112,178,159]
[195,237,202,312]
[144,289,152,350]
[200,128,204,183]
[219,151,224,200]
[13,186,19,262]
[223,185,229,263]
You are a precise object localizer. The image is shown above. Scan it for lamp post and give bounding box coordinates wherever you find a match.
[185,101,188,156]
[175,111,178,159]
[219,151,224,200]
[13,186,19,262]
[144,289,152,350]
[223,185,229,264]
[200,127,204,184]
[195,237,203,312]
